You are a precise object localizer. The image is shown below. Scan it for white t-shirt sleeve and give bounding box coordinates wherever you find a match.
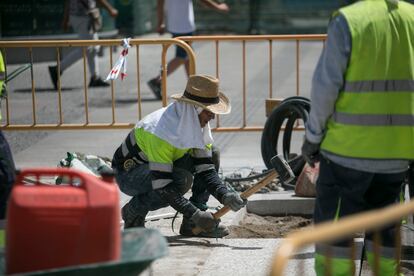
[165,0,196,33]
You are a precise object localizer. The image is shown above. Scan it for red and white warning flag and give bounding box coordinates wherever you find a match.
[105,38,131,81]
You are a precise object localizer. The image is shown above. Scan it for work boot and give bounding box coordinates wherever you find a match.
[121,205,146,229]
[179,216,229,238]
[89,76,110,87]
[48,66,58,90]
[147,78,162,100]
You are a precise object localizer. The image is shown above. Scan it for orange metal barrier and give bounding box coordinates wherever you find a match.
[177,35,326,132]
[270,200,414,276]
[0,38,195,130]
[0,34,326,131]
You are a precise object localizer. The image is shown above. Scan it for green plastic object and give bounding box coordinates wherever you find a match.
[0,228,168,276]
[0,229,4,249]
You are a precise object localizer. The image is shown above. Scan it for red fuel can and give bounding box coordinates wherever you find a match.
[6,168,121,274]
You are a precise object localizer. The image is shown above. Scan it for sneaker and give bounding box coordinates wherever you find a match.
[121,205,146,229]
[89,76,110,87]
[179,217,230,238]
[147,78,162,100]
[48,66,58,90]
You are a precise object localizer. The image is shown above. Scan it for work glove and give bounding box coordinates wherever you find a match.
[301,137,320,168]
[191,209,218,232]
[222,192,247,211]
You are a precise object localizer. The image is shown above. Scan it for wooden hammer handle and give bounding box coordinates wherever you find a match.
[192,170,278,235]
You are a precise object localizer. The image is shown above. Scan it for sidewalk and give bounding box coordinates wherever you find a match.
[11,98,289,275]
[6,33,413,276]
[11,126,414,276]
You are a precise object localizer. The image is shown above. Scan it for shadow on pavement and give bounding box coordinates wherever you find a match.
[86,97,162,108]
[166,236,263,250]
[13,87,80,93]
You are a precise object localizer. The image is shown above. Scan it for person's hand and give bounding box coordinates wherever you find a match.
[217,3,230,13]
[222,192,246,211]
[109,8,119,18]
[301,137,320,168]
[157,24,165,35]
[191,210,218,231]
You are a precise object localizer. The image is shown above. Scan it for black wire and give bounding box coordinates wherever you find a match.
[224,169,273,183]
[171,211,179,234]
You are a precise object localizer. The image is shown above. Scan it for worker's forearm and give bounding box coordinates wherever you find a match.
[306,14,350,144]
[200,0,229,12]
[200,0,219,9]
[196,169,228,203]
[97,0,118,16]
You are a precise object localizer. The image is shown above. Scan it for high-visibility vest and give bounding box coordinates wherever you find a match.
[0,52,5,120]
[321,0,414,159]
[135,127,214,189]
[0,52,4,95]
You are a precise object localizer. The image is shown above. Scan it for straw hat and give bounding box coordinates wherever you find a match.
[170,75,231,114]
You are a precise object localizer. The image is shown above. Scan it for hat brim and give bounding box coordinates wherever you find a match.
[170,92,231,115]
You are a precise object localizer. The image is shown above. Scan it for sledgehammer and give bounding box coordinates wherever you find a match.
[192,154,295,235]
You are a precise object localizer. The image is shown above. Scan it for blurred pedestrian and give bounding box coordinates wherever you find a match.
[48,0,118,90]
[301,0,414,275]
[147,0,229,100]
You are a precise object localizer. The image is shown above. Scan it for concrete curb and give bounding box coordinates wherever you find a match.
[247,191,315,216]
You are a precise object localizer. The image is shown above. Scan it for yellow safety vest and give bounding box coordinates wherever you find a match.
[0,52,4,94]
[0,52,5,120]
[321,0,414,159]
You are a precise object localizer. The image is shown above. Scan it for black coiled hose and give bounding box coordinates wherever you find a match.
[260,96,311,188]
[223,96,311,189]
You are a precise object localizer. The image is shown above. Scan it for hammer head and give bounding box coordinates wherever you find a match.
[270,154,295,184]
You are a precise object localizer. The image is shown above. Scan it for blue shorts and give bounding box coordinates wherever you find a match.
[172,32,193,59]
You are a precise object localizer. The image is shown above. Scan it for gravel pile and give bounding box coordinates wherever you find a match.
[223,169,285,194]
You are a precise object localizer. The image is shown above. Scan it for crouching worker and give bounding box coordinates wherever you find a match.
[112,75,246,237]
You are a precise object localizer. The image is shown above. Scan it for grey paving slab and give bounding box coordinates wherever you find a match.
[247,191,315,216]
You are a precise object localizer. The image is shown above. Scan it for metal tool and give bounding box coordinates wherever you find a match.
[191,154,295,235]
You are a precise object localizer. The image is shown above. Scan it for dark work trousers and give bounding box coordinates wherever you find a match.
[115,147,220,218]
[314,156,406,247]
[409,162,414,199]
[0,131,16,220]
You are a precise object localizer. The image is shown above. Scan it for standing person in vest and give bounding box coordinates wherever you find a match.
[301,0,414,274]
[112,74,245,237]
[147,0,229,100]
[0,51,16,247]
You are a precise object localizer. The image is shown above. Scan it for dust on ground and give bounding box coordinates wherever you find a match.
[226,212,312,239]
